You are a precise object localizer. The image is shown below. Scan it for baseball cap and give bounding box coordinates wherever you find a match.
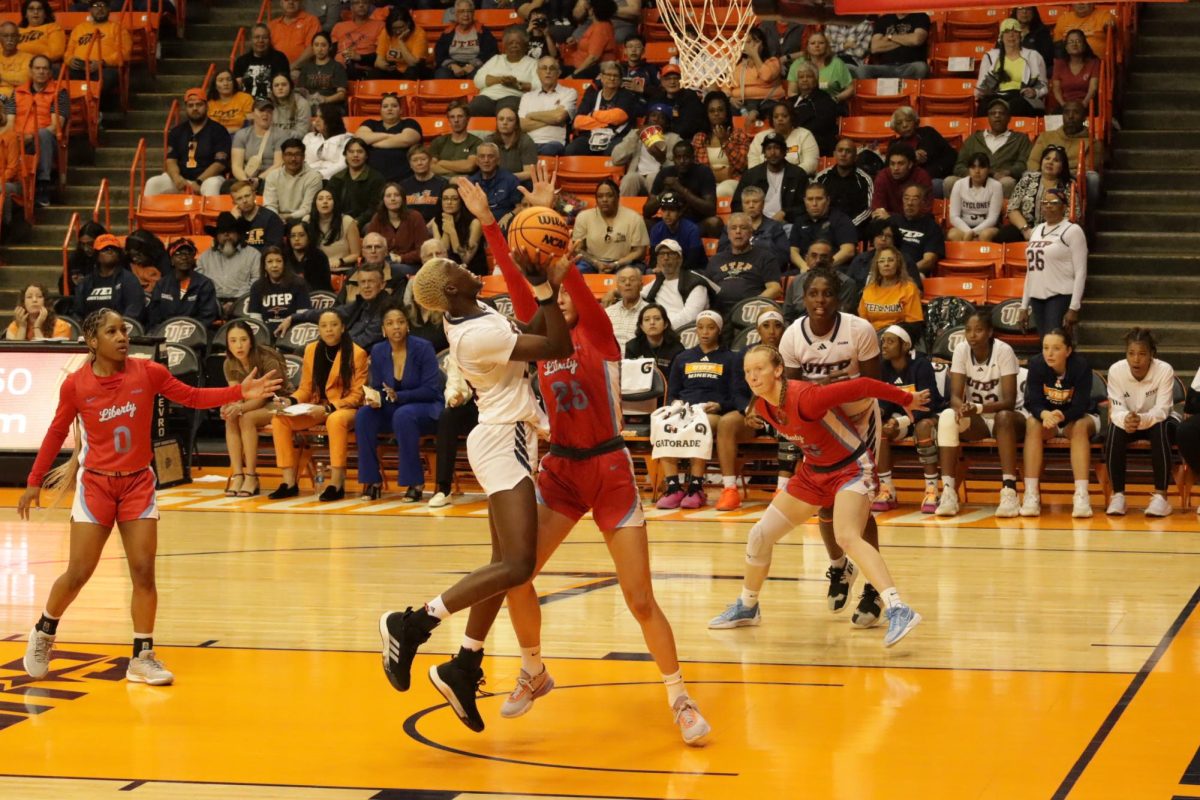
[184,87,206,104]
[253,97,275,111]
[999,17,1022,33]
[659,63,681,78]
[659,191,683,209]
[168,237,197,255]
[986,96,1010,111]
[655,239,683,255]
[761,132,787,151]
[93,233,122,251]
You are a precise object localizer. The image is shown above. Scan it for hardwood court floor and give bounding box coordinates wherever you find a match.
[1,488,1199,799]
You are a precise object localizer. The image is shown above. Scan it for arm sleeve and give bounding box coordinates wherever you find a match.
[680,285,709,328]
[26,373,79,487]
[1107,366,1128,429]
[150,361,244,409]
[1066,223,1088,311]
[796,376,914,420]
[562,266,621,361]
[482,221,537,322]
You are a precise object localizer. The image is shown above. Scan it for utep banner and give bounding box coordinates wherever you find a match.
[0,347,89,453]
[834,1,1155,13]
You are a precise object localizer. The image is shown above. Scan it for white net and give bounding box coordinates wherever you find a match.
[655,0,758,91]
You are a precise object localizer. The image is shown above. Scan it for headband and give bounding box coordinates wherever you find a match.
[883,325,911,347]
[696,310,723,331]
[757,310,784,327]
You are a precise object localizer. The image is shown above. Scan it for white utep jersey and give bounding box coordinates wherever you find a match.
[445,303,546,428]
[779,312,881,422]
[950,339,1021,411]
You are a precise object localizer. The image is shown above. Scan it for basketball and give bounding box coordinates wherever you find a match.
[507,206,570,267]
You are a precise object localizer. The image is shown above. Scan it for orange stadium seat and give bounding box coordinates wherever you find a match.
[923,115,973,148]
[554,156,624,194]
[849,79,917,116]
[411,80,478,115]
[475,8,522,34]
[987,277,1025,304]
[1002,242,1029,277]
[134,193,201,237]
[941,241,1003,278]
[924,276,988,305]
[918,79,978,117]
[942,8,1003,42]
[930,42,990,76]
[839,116,895,146]
[347,80,418,116]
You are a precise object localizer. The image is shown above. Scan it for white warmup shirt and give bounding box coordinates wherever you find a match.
[1022,219,1088,310]
[950,339,1020,411]
[780,311,880,421]
[1106,357,1176,431]
[444,303,543,426]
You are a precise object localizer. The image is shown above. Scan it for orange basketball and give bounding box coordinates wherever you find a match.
[507,206,570,268]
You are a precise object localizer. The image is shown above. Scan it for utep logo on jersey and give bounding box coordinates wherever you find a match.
[969,376,999,393]
[684,360,724,380]
[800,358,852,376]
[1045,377,1075,405]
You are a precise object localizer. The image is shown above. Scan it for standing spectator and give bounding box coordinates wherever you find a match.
[518,55,577,155]
[283,220,331,291]
[248,245,310,334]
[221,320,293,498]
[787,30,854,106]
[1051,29,1101,112]
[402,146,449,223]
[434,0,498,79]
[234,24,291,101]
[1104,328,1177,518]
[65,0,130,107]
[720,185,789,262]
[815,138,874,229]
[855,11,930,79]
[572,178,649,273]
[731,132,806,224]
[198,212,261,313]
[1028,100,1104,207]
[788,183,857,271]
[372,6,427,80]
[692,92,750,199]
[525,9,558,63]
[624,302,684,373]
[747,102,818,174]
[566,60,638,155]
[303,104,352,180]
[17,1,66,63]
[73,234,144,320]
[620,34,655,99]
[946,98,1032,196]
[307,187,364,272]
[0,23,33,96]
[264,138,323,225]
[1013,6,1056,72]
[857,244,923,341]
[1018,187,1087,336]
[355,93,423,181]
[613,103,679,196]
[1053,3,1114,58]
[787,61,840,157]
[297,32,348,110]
[269,73,314,137]
[870,143,932,219]
[723,28,784,120]
[429,184,486,275]
[333,0,385,78]
[704,213,782,315]
[365,182,430,274]
[890,184,942,283]
[208,69,255,133]
[603,265,648,349]
[147,238,220,328]
[975,18,1048,117]
[947,152,1003,242]
[329,137,385,232]
[466,141,520,223]
[647,192,705,271]
[566,0,618,79]
[470,26,537,117]
[269,0,321,67]
[429,101,482,181]
[890,106,956,183]
[998,144,1075,243]
[231,179,285,250]
[229,98,286,193]
[6,283,72,340]
[486,107,538,183]
[646,141,719,236]
[641,240,709,330]
[650,63,705,140]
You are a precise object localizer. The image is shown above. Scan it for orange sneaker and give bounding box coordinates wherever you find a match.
[716,486,742,511]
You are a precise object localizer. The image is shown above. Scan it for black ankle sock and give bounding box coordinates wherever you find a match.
[437,485,451,495]
[36,614,58,636]
[133,637,153,659]
[665,477,680,491]
[1002,478,1017,490]
[686,477,703,493]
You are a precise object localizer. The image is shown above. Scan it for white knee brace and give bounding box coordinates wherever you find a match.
[745,504,795,567]
[937,407,962,448]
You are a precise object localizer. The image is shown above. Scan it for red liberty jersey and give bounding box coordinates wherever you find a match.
[28,358,244,486]
[755,378,913,468]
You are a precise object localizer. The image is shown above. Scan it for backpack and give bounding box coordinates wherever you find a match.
[924,296,976,354]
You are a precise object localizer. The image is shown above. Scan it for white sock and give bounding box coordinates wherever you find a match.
[520,646,543,676]
[1075,480,1089,494]
[830,555,847,570]
[1025,478,1039,494]
[722,475,736,489]
[425,595,451,621]
[662,669,686,705]
[879,471,893,490]
[776,475,789,490]
[943,476,956,491]
[461,636,485,652]
[880,587,901,609]
[1002,473,1017,487]
[740,587,759,608]
[42,609,59,620]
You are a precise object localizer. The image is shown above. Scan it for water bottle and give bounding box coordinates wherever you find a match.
[314,461,326,491]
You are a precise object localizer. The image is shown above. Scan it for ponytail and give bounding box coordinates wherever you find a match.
[39,419,82,508]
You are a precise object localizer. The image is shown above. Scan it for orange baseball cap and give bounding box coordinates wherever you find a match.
[184,88,206,103]
[93,233,122,251]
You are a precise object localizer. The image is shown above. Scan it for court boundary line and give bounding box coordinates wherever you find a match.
[1051,584,1200,799]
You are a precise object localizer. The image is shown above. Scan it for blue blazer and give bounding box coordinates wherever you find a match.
[368,335,444,411]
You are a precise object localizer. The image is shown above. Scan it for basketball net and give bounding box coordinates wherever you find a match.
[656,0,758,91]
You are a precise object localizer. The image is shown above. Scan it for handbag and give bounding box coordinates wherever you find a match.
[650,401,714,460]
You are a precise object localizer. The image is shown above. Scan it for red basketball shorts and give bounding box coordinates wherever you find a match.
[71,468,159,528]
[786,454,878,508]
[537,448,645,532]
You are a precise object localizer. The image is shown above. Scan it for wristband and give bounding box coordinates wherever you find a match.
[532,282,555,302]
[894,415,911,440]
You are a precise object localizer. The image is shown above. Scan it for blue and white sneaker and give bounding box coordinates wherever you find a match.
[707,599,761,629]
[883,603,922,647]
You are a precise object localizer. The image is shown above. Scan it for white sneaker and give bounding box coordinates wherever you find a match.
[428,491,450,508]
[499,667,554,718]
[23,627,55,679]
[1072,491,1093,518]
[1106,493,1127,516]
[126,650,174,685]
[1145,494,1173,518]
[672,695,711,746]
[995,487,1020,518]
[1019,491,1041,517]
[935,487,959,517]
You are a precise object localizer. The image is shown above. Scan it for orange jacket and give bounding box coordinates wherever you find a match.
[13,81,66,133]
[269,12,321,63]
[293,341,369,409]
[64,20,132,67]
[0,128,21,184]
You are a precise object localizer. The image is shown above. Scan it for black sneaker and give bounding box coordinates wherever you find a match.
[429,647,487,732]
[851,584,883,628]
[378,607,439,692]
[825,559,859,613]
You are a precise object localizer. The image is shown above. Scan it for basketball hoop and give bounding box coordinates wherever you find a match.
[656,0,757,91]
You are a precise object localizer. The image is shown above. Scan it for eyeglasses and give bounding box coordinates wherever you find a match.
[1042,199,1064,205]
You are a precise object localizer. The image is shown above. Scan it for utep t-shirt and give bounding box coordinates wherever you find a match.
[950,339,1020,410]
[703,246,781,314]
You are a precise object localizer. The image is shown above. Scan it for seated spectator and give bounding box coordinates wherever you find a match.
[285,262,392,349]
[297,32,348,110]
[518,55,577,156]
[208,69,255,133]
[270,74,314,137]
[6,283,72,340]
[723,28,783,120]
[74,234,144,320]
[1029,100,1103,207]
[0,105,19,223]
[366,182,430,275]
[731,132,807,224]
[284,220,331,291]
[1020,328,1099,518]
[1103,327,1177,518]
[815,138,874,229]
[471,26,537,117]
[466,141,520,223]
[857,244,923,340]
[647,192,705,271]
[650,63,706,140]
[646,141,719,236]
[231,180,285,250]
[997,144,1075,244]
[303,105,351,180]
[572,178,649,274]
[782,239,857,322]
[525,9,558,64]
[1053,3,1114,59]
[855,11,930,79]
[976,18,1048,117]
[65,0,129,107]
[655,310,751,510]
[269,0,320,67]
[147,238,219,327]
[871,143,932,220]
[428,345,477,507]
[625,301,684,373]
[221,319,293,498]
[946,98,1032,197]
[0,23,33,97]
[64,220,105,293]
[355,94,423,181]
[948,152,1003,242]
[356,307,443,502]
[338,233,400,298]
[846,219,914,301]
[720,185,788,263]
[788,182,857,271]
[403,239,451,351]
[1052,30,1101,112]
[307,187,364,272]
[823,18,874,69]
[603,265,648,349]
[372,6,427,80]
[787,30,854,106]
[434,0,498,79]
[332,0,384,78]
[229,99,286,194]
[248,245,310,334]
[747,102,818,175]
[1013,6,1056,72]
[269,307,370,501]
[17,1,66,64]
[429,184,487,275]
[264,138,323,225]
[402,146,448,224]
[692,92,750,198]
[704,212,782,315]
[620,34,655,100]
[13,53,64,206]
[613,103,679,197]
[329,137,385,232]
[234,24,291,101]
[429,101,482,180]
[890,184,941,282]
[198,212,261,314]
[566,0,619,79]
[787,61,840,157]
[873,326,944,514]
[486,107,538,183]
[1018,186,1087,335]
[641,240,709,331]
[934,311,1023,518]
[125,228,168,297]
[890,106,956,183]
[566,60,638,155]
[144,89,231,198]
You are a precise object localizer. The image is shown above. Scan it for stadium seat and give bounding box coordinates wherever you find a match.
[480,274,507,297]
[839,115,896,146]
[930,42,990,77]
[411,80,478,115]
[716,196,732,219]
[942,8,1003,42]
[849,79,918,116]
[940,241,1003,277]
[558,78,593,99]
[619,196,648,215]
[347,80,418,116]
[1002,242,1029,276]
[987,277,1026,304]
[922,115,973,148]
[702,237,719,257]
[731,116,769,135]
[641,41,679,64]
[407,116,452,142]
[475,8,522,34]
[923,276,988,306]
[918,80,978,118]
[412,9,446,38]
[134,193,201,237]
[555,156,624,194]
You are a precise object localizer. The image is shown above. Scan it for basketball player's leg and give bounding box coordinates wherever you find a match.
[118,517,174,685]
[994,410,1027,517]
[1020,418,1051,515]
[715,410,755,510]
[935,412,989,515]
